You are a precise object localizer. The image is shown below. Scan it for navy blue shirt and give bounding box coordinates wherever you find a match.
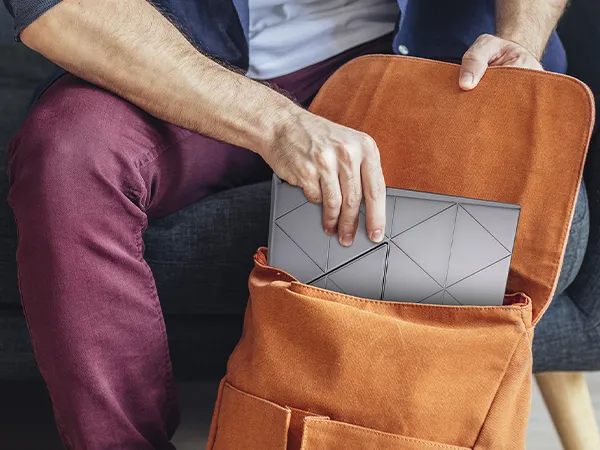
[4,0,567,73]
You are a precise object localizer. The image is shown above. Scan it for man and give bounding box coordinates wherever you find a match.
[3,0,571,448]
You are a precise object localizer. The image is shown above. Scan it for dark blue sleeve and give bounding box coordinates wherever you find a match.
[4,0,63,40]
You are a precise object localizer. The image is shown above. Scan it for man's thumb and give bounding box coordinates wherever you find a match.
[459,35,501,90]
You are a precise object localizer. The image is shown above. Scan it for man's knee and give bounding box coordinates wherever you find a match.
[8,76,144,200]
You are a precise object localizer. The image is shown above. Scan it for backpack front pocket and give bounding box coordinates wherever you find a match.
[209,381,329,450]
[209,382,291,450]
[208,381,474,450]
[300,416,472,450]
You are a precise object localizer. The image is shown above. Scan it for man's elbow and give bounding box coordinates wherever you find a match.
[19,15,51,52]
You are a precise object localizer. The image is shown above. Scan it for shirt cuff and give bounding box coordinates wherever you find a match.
[11,0,63,41]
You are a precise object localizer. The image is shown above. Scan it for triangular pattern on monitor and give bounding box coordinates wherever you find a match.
[383,244,442,302]
[422,289,445,305]
[461,203,519,251]
[326,277,346,294]
[310,277,328,289]
[443,291,462,305]
[446,256,511,306]
[310,276,345,294]
[276,201,330,271]
[328,245,387,300]
[327,212,379,270]
[385,195,395,237]
[445,207,510,285]
[392,205,457,285]
[271,225,323,283]
[269,177,519,306]
[391,196,455,237]
[359,195,395,238]
[274,181,308,219]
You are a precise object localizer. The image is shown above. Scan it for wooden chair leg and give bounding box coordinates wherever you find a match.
[535,372,600,450]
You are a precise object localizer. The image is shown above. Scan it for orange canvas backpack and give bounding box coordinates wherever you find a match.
[207,56,595,450]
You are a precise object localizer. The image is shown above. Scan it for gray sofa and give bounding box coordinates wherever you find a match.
[1,4,599,381]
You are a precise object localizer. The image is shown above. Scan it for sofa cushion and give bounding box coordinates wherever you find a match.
[146,181,271,315]
[0,6,13,43]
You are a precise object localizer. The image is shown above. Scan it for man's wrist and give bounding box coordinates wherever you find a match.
[251,99,302,158]
[495,0,568,61]
[496,30,544,60]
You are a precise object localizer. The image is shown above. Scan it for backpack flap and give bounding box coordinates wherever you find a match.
[309,55,595,325]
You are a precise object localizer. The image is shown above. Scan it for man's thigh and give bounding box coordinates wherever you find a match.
[9,73,272,218]
[138,120,271,218]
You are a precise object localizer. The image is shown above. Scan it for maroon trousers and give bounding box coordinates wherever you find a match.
[7,36,391,449]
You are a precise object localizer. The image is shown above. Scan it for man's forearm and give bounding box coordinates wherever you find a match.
[21,0,300,155]
[496,0,568,59]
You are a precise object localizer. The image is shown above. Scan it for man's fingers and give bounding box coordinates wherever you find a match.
[320,175,342,236]
[492,46,544,70]
[361,157,386,243]
[460,35,543,91]
[302,179,322,205]
[337,162,362,247]
[459,34,502,91]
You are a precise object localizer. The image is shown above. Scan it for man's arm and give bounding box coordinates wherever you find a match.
[21,0,290,154]
[496,0,567,59]
[20,0,386,245]
[459,0,568,90]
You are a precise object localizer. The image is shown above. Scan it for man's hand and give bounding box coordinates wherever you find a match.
[21,0,385,247]
[459,0,568,90]
[261,111,386,246]
[459,34,543,91]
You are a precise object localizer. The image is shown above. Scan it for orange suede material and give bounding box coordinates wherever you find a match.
[207,57,594,449]
[309,55,595,323]
[288,407,329,450]
[210,381,292,450]
[300,417,471,450]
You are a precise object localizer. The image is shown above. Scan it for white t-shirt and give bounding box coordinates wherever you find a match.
[246,0,399,79]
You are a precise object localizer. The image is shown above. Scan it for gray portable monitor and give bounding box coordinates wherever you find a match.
[267,175,520,306]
